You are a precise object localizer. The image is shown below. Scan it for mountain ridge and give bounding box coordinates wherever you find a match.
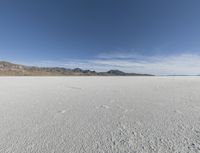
[0,61,154,76]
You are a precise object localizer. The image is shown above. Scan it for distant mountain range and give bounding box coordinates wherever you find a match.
[0,61,153,76]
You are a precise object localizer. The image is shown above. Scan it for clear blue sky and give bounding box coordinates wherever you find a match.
[1,0,200,74]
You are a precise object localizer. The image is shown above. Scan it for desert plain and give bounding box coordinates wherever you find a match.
[0,77,200,153]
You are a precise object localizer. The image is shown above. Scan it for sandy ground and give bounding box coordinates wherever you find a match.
[0,77,200,153]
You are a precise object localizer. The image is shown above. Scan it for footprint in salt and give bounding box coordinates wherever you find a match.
[58,110,66,114]
[53,109,67,119]
[174,110,183,114]
[96,105,109,109]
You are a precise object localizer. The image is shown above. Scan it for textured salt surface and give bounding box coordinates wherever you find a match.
[0,77,200,153]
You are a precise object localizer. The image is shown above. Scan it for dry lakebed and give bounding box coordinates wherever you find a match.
[0,77,200,153]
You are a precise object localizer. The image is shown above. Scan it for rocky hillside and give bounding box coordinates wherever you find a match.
[0,61,153,76]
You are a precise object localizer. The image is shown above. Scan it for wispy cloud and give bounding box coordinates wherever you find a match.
[27,53,200,75]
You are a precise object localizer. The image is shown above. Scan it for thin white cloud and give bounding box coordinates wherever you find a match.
[97,51,146,60]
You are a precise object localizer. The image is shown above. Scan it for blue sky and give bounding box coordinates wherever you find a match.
[1,0,200,75]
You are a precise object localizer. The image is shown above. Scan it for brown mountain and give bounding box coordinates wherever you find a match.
[0,61,153,76]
